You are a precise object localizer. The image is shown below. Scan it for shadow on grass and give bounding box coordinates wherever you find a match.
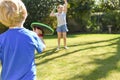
[68,37,119,47]
[67,37,120,80]
[36,37,119,68]
[44,34,79,39]
[35,48,58,59]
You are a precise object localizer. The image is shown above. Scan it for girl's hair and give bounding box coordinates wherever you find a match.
[57,4,64,9]
[0,0,27,27]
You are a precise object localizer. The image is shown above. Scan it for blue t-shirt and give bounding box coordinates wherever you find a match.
[0,27,45,80]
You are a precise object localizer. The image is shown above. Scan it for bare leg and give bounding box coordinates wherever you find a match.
[57,32,62,48]
[63,32,67,47]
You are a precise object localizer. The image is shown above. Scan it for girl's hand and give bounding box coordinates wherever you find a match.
[63,0,68,13]
[64,0,67,3]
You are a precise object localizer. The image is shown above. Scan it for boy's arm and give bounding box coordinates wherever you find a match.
[33,32,46,53]
[63,0,68,13]
[36,37,46,53]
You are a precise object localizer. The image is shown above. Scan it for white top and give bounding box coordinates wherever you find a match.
[55,12,67,27]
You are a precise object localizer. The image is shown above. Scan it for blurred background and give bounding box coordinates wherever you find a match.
[0,0,120,34]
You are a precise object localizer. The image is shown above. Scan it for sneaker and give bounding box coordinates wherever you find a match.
[56,47,60,51]
[64,46,69,49]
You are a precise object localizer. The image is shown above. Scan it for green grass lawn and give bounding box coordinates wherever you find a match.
[35,34,120,80]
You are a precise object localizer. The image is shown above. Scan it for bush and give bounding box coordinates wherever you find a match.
[90,10,120,33]
[0,24,8,34]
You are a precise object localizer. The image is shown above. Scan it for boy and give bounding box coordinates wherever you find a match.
[50,0,68,50]
[0,0,45,80]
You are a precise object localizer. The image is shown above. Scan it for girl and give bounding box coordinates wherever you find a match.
[50,0,68,50]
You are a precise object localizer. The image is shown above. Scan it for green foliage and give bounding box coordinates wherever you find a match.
[89,10,120,33]
[88,0,120,33]
[21,0,120,33]
[23,0,95,32]
[102,10,120,32]
[23,0,60,30]
[1,0,120,33]
[0,24,8,34]
[104,0,119,10]
[67,0,95,32]
[94,0,119,12]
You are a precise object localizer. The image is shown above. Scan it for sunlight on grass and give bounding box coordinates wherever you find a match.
[35,34,120,80]
[0,34,120,80]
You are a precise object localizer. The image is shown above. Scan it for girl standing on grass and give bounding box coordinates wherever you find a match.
[50,0,68,50]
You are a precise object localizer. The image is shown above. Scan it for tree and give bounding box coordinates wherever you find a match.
[23,0,96,32]
[22,0,120,33]
[92,0,120,33]
[67,0,95,32]
[23,0,63,29]
[94,0,119,12]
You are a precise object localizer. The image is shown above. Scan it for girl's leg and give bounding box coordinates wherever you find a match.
[57,32,62,48]
[63,32,68,48]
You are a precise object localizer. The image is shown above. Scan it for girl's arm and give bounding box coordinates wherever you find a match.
[63,0,68,13]
[50,6,56,17]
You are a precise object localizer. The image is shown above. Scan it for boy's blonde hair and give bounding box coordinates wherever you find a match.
[0,0,27,27]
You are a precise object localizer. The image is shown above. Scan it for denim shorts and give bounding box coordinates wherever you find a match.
[56,24,68,32]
